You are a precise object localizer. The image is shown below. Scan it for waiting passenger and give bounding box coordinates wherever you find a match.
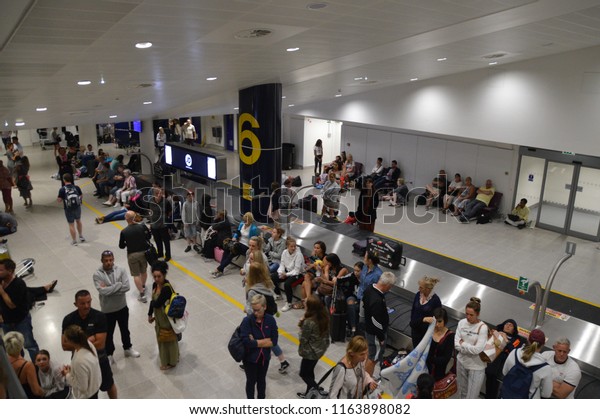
[321,171,341,221]
[274,237,305,312]
[341,153,357,185]
[410,276,442,348]
[335,261,362,337]
[356,176,379,232]
[459,179,495,222]
[328,336,377,399]
[300,241,327,305]
[451,176,476,216]
[353,252,383,331]
[316,253,349,305]
[3,331,46,398]
[35,349,70,399]
[373,160,401,191]
[504,198,529,229]
[485,319,523,398]
[441,173,463,213]
[382,177,408,207]
[211,212,258,277]
[541,337,582,399]
[408,373,435,399]
[454,297,488,399]
[264,227,286,273]
[424,308,455,381]
[355,157,384,189]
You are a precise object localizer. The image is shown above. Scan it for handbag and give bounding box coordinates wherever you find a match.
[145,241,158,264]
[432,330,458,399]
[214,247,224,263]
[317,282,333,296]
[157,327,177,343]
[479,332,504,363]
[222,238,239,255]
[508,214,520,222]
[168,310,189,334]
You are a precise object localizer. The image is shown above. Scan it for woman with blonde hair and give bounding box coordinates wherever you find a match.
[297,295,330,398]
[501,329,552,398]
[60,325,102,399]
[328,335,377,399]
[212,212,258,277]
[454,297,488,399]
[410,276,442,348]
[3,331,45,398]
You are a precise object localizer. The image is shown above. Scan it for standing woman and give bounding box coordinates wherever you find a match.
[454,297,488,399]
[241,294,279,399]
[356,177,380,232]
[297,295,330,398]
[328,336,377,399]
[55,146,73,186]
[410,276,442,348]
[425,308,455,381]
[5,142,16,177]
[147,261,179,370]
[0,160,14,214]
[313,139,323,175]
[15,155,33,207]
[60,325,102,399]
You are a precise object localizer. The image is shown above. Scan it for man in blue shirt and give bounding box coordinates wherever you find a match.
[352,251,383,336]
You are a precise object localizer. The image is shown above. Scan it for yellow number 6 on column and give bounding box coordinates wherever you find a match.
[239,113,261,165]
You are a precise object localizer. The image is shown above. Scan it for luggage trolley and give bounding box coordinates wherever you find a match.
[0,241,35,278]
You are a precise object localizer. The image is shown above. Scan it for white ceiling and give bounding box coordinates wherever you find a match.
[3,0,600,129]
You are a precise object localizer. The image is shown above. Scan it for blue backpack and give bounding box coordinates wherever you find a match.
[500,350,547,399]
[164,283,187,319]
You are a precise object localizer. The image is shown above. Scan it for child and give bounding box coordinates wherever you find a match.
[181,191,200,253]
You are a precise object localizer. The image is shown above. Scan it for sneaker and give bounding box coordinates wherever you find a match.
[113,202,120,208]
[274,294,283,301]
[211,270,223,278]
[193,244,201,253]
[124,348,141,358]
[138,294,147,303]
[184,246,192,253]
[102,201,112,206]
[278,360,290,374]
[281,303,292,312]
[296,392,306,399]
[318,387,329,397]
[71,240,78,246]
[518,224,526,230]
[79,236,86,242]
[108,355,115,365]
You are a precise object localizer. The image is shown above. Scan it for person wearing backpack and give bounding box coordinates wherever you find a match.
[501,328,552,399]
[57,173,85,245]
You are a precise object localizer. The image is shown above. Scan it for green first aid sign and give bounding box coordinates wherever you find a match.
[517,276,529,292]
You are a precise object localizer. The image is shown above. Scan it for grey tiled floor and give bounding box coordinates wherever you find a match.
[7,144,599,399]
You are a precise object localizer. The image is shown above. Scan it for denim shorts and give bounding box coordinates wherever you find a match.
[64,206,82,223]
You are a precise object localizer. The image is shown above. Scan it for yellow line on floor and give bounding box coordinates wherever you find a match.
[84,189,337,367]
[375,230,600,310]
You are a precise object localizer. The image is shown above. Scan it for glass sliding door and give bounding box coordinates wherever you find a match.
[537,162,575,232]
[567,167,600,239]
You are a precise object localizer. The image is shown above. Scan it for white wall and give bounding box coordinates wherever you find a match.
[201,115,224,148]
[303,118,342,169]
[292,45,600,159]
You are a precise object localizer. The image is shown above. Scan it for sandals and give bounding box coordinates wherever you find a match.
[292,302,305,310]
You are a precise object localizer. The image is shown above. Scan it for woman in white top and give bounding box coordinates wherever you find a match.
[61,325,102,399]
[313,139,323,175]
[454,297,488,399]
[501,329,552,399]
[329,336,377,399]
[273,237,305,312]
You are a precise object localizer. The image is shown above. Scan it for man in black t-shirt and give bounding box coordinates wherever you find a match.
[62,289,118,398]
[57,173,85,245]
[119,211,151,303]
[0,258,40,360]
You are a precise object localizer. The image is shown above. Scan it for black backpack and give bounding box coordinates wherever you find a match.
[500,350,547,399]
[64,185,81,208]
[253,290,278,315]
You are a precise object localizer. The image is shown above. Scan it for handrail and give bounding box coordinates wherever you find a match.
[528,280,543,330]
[128,151,155,176]
[539,250,574,324]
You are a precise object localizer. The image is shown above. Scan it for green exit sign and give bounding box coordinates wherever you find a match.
[562,151,576,155]
[517,276,529,292]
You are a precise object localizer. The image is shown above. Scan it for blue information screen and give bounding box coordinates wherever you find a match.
[164,143,217,181]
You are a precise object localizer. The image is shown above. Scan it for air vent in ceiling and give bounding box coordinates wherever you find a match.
[137,83,153,88]
[307,2,329,10]
[482,51,509,60]
[235,29,272,39]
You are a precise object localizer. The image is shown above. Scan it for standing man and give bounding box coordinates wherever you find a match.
[57,173,85,245]
[541,337,582,398]
[62,290,118,399]
[119,211,150,302]
[183,118,197,146]
[92,250,141,364]
[0,258,40,360]
[11,136,24,157]
[362,272,396,377]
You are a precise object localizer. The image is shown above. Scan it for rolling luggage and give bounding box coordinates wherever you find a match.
[299,194,318,213]
[367,236,405,269]
[329,284,346,343]
[352,239,368,256]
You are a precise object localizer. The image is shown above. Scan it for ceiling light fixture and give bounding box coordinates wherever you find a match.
[335,94,342,97]
[234,107,239,110]
[488,61,498,66]
[410,78,419,82]
[77,80,91,86]
[286,47,300,52]
[15,122,25,127]
[36,107,47,111]
[288,104,295,107]
[354,77,364,81]
[4,121,8,127]
[135,42,152,49]
[282,96,286,99]
[109,115,117,119]
[206,77,218,81]
[143,101,152,105]
[100,76,105,84]
[437,57,447,62]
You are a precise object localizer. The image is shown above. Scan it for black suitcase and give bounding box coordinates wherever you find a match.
[352,239,368,256]
[330,312,346,342]
[367,236,405,270]
[299,194,317,213]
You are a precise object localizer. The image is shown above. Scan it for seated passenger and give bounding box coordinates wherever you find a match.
[264,227,285,273]
[382,177,408,206]
[35,349,70,399]
[323,155,343,174]
[321,171,341,221]
[373,160,401,191]
[355,157,384,189]
[201,210,231,260]
[211,212,258,277]
[0,211,17,237]
[240,237,268,279]
[3,332,45,398]
[442,173,463,213]
[451,176,476,216]
[316,253,349,307]
[273,237,305,312]
[341,153,357,185]
[459,179,495,222]
[504,198,529,229]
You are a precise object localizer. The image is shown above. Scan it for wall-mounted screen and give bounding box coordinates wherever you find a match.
[164,143,217,181]
[132,120,143,133]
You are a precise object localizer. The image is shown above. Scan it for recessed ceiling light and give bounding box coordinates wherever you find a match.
[143,101,152,105]
[335,94,342,97]
[206,77,218,81]
[437,57,447,62]
[354,77,364,81]
[488,61,498,66]
[286,47,300,52]
[3,121,7,127]
[100,77,105,84]
[77,80,91,86]
[234,107,239,110]
[36,107,47,112]
[15,122,25,127]
[288,104,295,107]
[135,42,152,49]
[109,115,117,119]
[410,78,419,82]
[282,96,286,99]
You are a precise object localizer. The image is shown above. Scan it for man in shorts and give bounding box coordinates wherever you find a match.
[119,211,150,302]
[62,290,118,398]
[57,173,85,245]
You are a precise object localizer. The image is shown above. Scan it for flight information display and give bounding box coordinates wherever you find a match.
[164,143,217,181]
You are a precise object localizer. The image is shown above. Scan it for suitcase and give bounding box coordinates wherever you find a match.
[299,195,318,213]
[330,312,347,343]
[352,239,368,256]
[366,236,405,269]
